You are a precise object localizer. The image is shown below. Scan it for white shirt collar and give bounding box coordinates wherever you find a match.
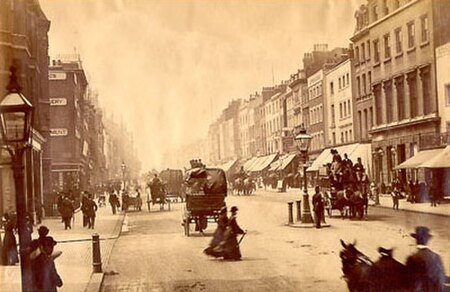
[417,244,429,250]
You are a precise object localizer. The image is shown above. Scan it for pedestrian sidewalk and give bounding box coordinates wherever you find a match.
[0,204,125,292]
[374,194,450,217]
[257,187,450,217]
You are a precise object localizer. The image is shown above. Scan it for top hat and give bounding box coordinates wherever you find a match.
[410,226,432,242]
[230,206,238,213]
[219,206,227,214]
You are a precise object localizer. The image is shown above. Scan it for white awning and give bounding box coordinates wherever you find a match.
[243,157,259,172]
[251,154,278,172]
[269,153,297,171]
[307,143,372,175]
[395,147,447,169]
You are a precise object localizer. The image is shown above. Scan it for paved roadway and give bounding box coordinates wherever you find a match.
[101,189,450,292]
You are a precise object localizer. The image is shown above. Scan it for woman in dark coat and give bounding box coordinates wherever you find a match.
[204,207,228,257]
[2,212,19,265]
[222,206,245,260]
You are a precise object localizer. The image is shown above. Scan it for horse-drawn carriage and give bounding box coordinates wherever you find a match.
[182,167,227,236]
[147,176,171,211]
[160,169,184,202]
[319,150,370,220]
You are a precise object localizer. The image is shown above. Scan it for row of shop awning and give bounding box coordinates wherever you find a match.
[243,153,278,172]
[395,146,450,169]
[268,153,297,171]
[307,143,372,176]
[212,159,238,172]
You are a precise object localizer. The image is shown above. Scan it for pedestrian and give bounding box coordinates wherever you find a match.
[109,190,120,215]
[221,206,245,260]
[312,186,325,228]
[59,196,74,230]
[32,236,63,291]
[391,187,400,210]
[405,226,445,291]
[84,193,98,229]
[1,212,19,265]
[135,189,143,211]
[204,206,228,257]
[122,190,129,213]
[81,191,89,227]
[428,179,438,207]
[30,226,50,257]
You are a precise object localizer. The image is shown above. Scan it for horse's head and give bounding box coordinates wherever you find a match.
[340,239,361,266]
[340,240,374,289]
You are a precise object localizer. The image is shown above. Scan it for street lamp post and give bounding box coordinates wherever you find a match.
[121,161,126,189]
[0,67,34,291]
[294,127,313,224]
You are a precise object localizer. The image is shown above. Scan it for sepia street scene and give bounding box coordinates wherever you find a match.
[1,0,450,291]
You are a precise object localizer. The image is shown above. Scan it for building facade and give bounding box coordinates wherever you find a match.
[0,0,50,220]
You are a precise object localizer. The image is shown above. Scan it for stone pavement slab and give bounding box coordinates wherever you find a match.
[0,204,124,292]
[375,194,450,217]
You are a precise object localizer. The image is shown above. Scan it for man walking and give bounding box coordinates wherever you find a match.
[406,226,445,291]
[109,190,120,215]
[84,193,98,229]
[312,186,325,229]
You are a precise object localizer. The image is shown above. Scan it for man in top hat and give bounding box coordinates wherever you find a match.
[405,226,445,291]
[312,186,325,228]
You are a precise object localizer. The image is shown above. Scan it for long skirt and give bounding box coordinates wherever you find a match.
[221,235,241,260]
[203,227,226,257]
[2,230,19,265]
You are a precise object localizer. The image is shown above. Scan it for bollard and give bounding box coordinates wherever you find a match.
[92,233,102,273]
[296,200,302,221]
[288,202,294,224]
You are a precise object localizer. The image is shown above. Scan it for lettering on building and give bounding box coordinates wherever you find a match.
[50,128,68,136]
[49,98,67,106]
[49,72,67,80]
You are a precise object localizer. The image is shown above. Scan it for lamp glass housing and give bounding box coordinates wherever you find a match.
[0,92,33,143]
[294,132,312,152]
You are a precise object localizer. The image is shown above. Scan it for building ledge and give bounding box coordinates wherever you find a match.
[369,115,440,134]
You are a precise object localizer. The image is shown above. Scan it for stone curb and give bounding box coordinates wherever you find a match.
[83,212,126,292]
[372,204,450,218]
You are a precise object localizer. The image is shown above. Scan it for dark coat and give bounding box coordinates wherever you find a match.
[32,254,63,291]
[2,222,18,265]
[59,198,74,219]
[221,215,244,260]
[405,247,445,292]
[312,193,324,212]
[83,199,98,217]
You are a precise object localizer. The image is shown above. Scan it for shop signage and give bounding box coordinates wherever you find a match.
[50,98,67,106]
[50,128,68,136]
[49,72,67,80]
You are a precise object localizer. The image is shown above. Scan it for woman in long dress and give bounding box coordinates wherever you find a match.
[2,213,19,265]
[221,206,245,260]
[203,207,228,257]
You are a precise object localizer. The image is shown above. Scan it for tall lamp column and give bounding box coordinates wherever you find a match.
[294,127,313,224]
[121,161,126,189]
[0,67,34,291]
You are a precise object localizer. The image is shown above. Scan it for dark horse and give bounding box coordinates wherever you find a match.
[340,240,409,292]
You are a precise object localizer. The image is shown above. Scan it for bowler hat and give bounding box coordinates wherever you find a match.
[410,226,432,242]
[38,226,49,237]
[230,206,238,213]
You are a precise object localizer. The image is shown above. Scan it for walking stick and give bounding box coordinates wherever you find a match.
[238,231,247,246]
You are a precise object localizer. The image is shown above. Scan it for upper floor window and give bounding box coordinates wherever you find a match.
[346,73,350,86]
[330,82,334,95]
[384,33,391,59]
[373,39,380,63]
[407,21,415,48]
[383,0,389,15]
[355,46,360,63]
[395,28,402,54]
[446,84,450,106]
[372,5,379,21]
[421,15,429,43]
[367,40,371,58]
[361,43,366,61]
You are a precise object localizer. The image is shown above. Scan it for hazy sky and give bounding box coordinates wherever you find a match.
[40,0,363,171]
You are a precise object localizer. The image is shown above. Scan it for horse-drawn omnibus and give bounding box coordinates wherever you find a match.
[182,167,227,236]
[159,168,184,202]
[319,151,370,220]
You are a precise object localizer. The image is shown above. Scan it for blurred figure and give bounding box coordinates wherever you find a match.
[406,226,445,291]
[1,212,18,265]
[84,193,98,229]
[59,195,74,230]
[109,190,120,215]
[221,206,245,260]
[204,206,228,257]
